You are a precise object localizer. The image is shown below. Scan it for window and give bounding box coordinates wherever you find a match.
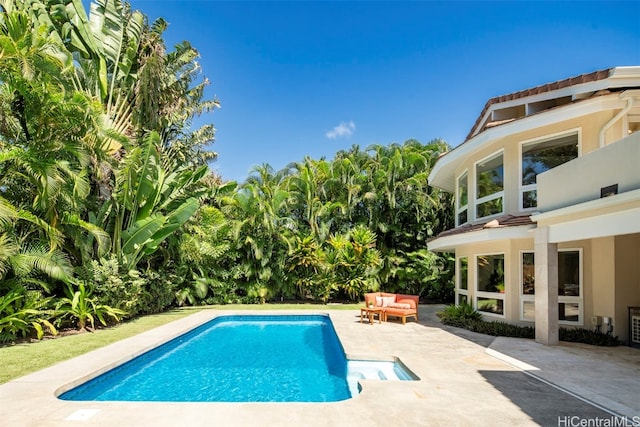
[522,252,535,295]
[558,251,580,297]
[558,250,582,324]
[520,252,535,321]
[476,254,505,316]
[459,257,468,290]
[476,152,504,219]
[559,303,580,322]
[456,172,468,225]
[477,297,504,316]
[456,257,468,306]
[477,254,504,293]
[519,249,582,324]
[520,132,579,209]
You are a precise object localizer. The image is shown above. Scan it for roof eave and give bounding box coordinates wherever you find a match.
[427,224,536,252]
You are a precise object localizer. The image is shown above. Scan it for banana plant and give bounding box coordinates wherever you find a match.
[50,0,144,116]
[108,131,208,269]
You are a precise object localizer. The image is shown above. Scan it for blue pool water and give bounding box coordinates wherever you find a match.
[59,315,351,402]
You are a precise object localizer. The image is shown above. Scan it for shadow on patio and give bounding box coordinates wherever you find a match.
[479,370,616,425]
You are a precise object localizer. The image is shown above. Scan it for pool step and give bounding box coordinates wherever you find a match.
[346,360,415,396]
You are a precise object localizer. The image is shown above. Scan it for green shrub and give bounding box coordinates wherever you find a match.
[247,283,273,304]
[175,276,209,307]
[79,256,146,317]
[438,304,621,346]
[559,328,621,346]
[464,320,535,338]
[438,303,482,323]
[140,269,178,314]
[79,257,177,316]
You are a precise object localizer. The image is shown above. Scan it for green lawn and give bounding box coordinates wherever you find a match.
[0,303,362,384]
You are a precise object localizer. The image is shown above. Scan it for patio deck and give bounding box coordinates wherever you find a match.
[0,305,637,426]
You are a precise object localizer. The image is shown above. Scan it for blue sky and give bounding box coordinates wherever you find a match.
[126,1,639,182]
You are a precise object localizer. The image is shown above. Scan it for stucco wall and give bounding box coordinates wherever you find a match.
[591,237,616,323]
[538,131,640,212]
[615,234,640,344]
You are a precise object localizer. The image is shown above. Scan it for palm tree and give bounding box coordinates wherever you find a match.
[285,158,344,241]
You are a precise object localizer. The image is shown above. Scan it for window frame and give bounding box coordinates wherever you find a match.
[519,250,536,322]
[456,170,469,226]
[474,150,505,221]
[557,248,583,326]
[518,129,581,212]
[518,248,583,325]
[456,256,468,305]
[474,252,506,318]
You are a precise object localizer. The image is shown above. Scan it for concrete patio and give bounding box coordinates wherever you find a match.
[0,305,638,426]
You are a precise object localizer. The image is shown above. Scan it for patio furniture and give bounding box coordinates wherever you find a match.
[364,292,419,325]
[360,307,385,324]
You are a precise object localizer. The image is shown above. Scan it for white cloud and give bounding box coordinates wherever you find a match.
[326,120,356,139]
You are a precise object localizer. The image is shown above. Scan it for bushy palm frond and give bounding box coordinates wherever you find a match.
[9,242,72,282]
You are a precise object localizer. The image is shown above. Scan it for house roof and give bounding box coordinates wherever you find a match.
[464,68,613,142]
[436,215,534,238]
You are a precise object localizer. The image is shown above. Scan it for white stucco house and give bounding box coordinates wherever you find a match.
[427,67,640,345]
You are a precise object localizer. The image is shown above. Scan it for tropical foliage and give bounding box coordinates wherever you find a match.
[0,0,455,343]
[55,282,126,330]
[175,139,454,305]
[0,0,216,339]
[0,286,56,342]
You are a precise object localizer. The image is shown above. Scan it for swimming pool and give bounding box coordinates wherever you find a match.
[59,315,352,402]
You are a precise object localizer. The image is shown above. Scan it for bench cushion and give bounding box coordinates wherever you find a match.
[388,302,411,309]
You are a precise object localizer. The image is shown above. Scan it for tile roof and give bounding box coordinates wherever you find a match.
[465,68,613,142]
[436,214,534,238]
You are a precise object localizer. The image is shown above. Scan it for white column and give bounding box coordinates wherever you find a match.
[534,226,559,345]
